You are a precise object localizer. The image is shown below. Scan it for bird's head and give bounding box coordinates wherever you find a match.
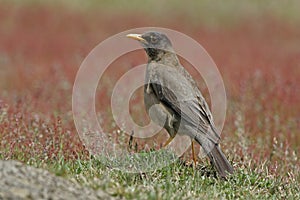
[127,31,174,61]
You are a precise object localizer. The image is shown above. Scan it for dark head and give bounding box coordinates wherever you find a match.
[127,31,174,61]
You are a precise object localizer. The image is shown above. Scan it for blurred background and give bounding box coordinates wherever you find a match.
[0,0,299,170]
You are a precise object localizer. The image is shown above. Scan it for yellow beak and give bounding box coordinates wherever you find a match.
[126,33,147,43]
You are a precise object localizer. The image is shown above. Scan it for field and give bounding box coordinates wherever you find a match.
[0,1,299,199]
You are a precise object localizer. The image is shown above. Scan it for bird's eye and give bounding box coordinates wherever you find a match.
[150,36,158,44]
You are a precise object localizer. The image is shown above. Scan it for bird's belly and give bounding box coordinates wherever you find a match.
[144,93,179,139]
[144,92,167,127]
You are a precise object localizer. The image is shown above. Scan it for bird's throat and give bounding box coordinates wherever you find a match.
[145,48,162,61]
[146,48,179,66]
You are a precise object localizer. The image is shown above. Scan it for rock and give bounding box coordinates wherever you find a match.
[0,160,117,200]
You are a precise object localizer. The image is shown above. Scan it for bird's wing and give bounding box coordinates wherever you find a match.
[195,94,220,140]
[148,63,220,144]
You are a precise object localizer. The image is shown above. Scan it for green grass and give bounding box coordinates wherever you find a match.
[22,153,299,199]
[2,134,299,199]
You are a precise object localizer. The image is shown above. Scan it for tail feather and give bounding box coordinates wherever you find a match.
[207,145,234,178]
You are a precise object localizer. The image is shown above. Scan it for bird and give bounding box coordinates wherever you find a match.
[126,31,234,178]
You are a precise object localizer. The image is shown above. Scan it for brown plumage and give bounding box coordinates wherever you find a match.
[127,31,233,178]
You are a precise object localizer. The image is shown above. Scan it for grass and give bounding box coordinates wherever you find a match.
[1,96,299,199]
[3,143,299,199]
[0,1,299,199]
[6,0,300,26]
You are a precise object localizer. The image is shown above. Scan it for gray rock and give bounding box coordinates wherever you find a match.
[0,160,117,200]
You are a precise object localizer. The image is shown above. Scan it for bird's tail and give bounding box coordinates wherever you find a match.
[207,145,234,178]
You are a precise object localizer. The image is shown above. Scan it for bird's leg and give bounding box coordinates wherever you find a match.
[163,136,175,147]
[191,140,197,165]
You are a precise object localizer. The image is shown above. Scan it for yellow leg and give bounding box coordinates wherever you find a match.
[191,140,197,165]
[163,136,175,147]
